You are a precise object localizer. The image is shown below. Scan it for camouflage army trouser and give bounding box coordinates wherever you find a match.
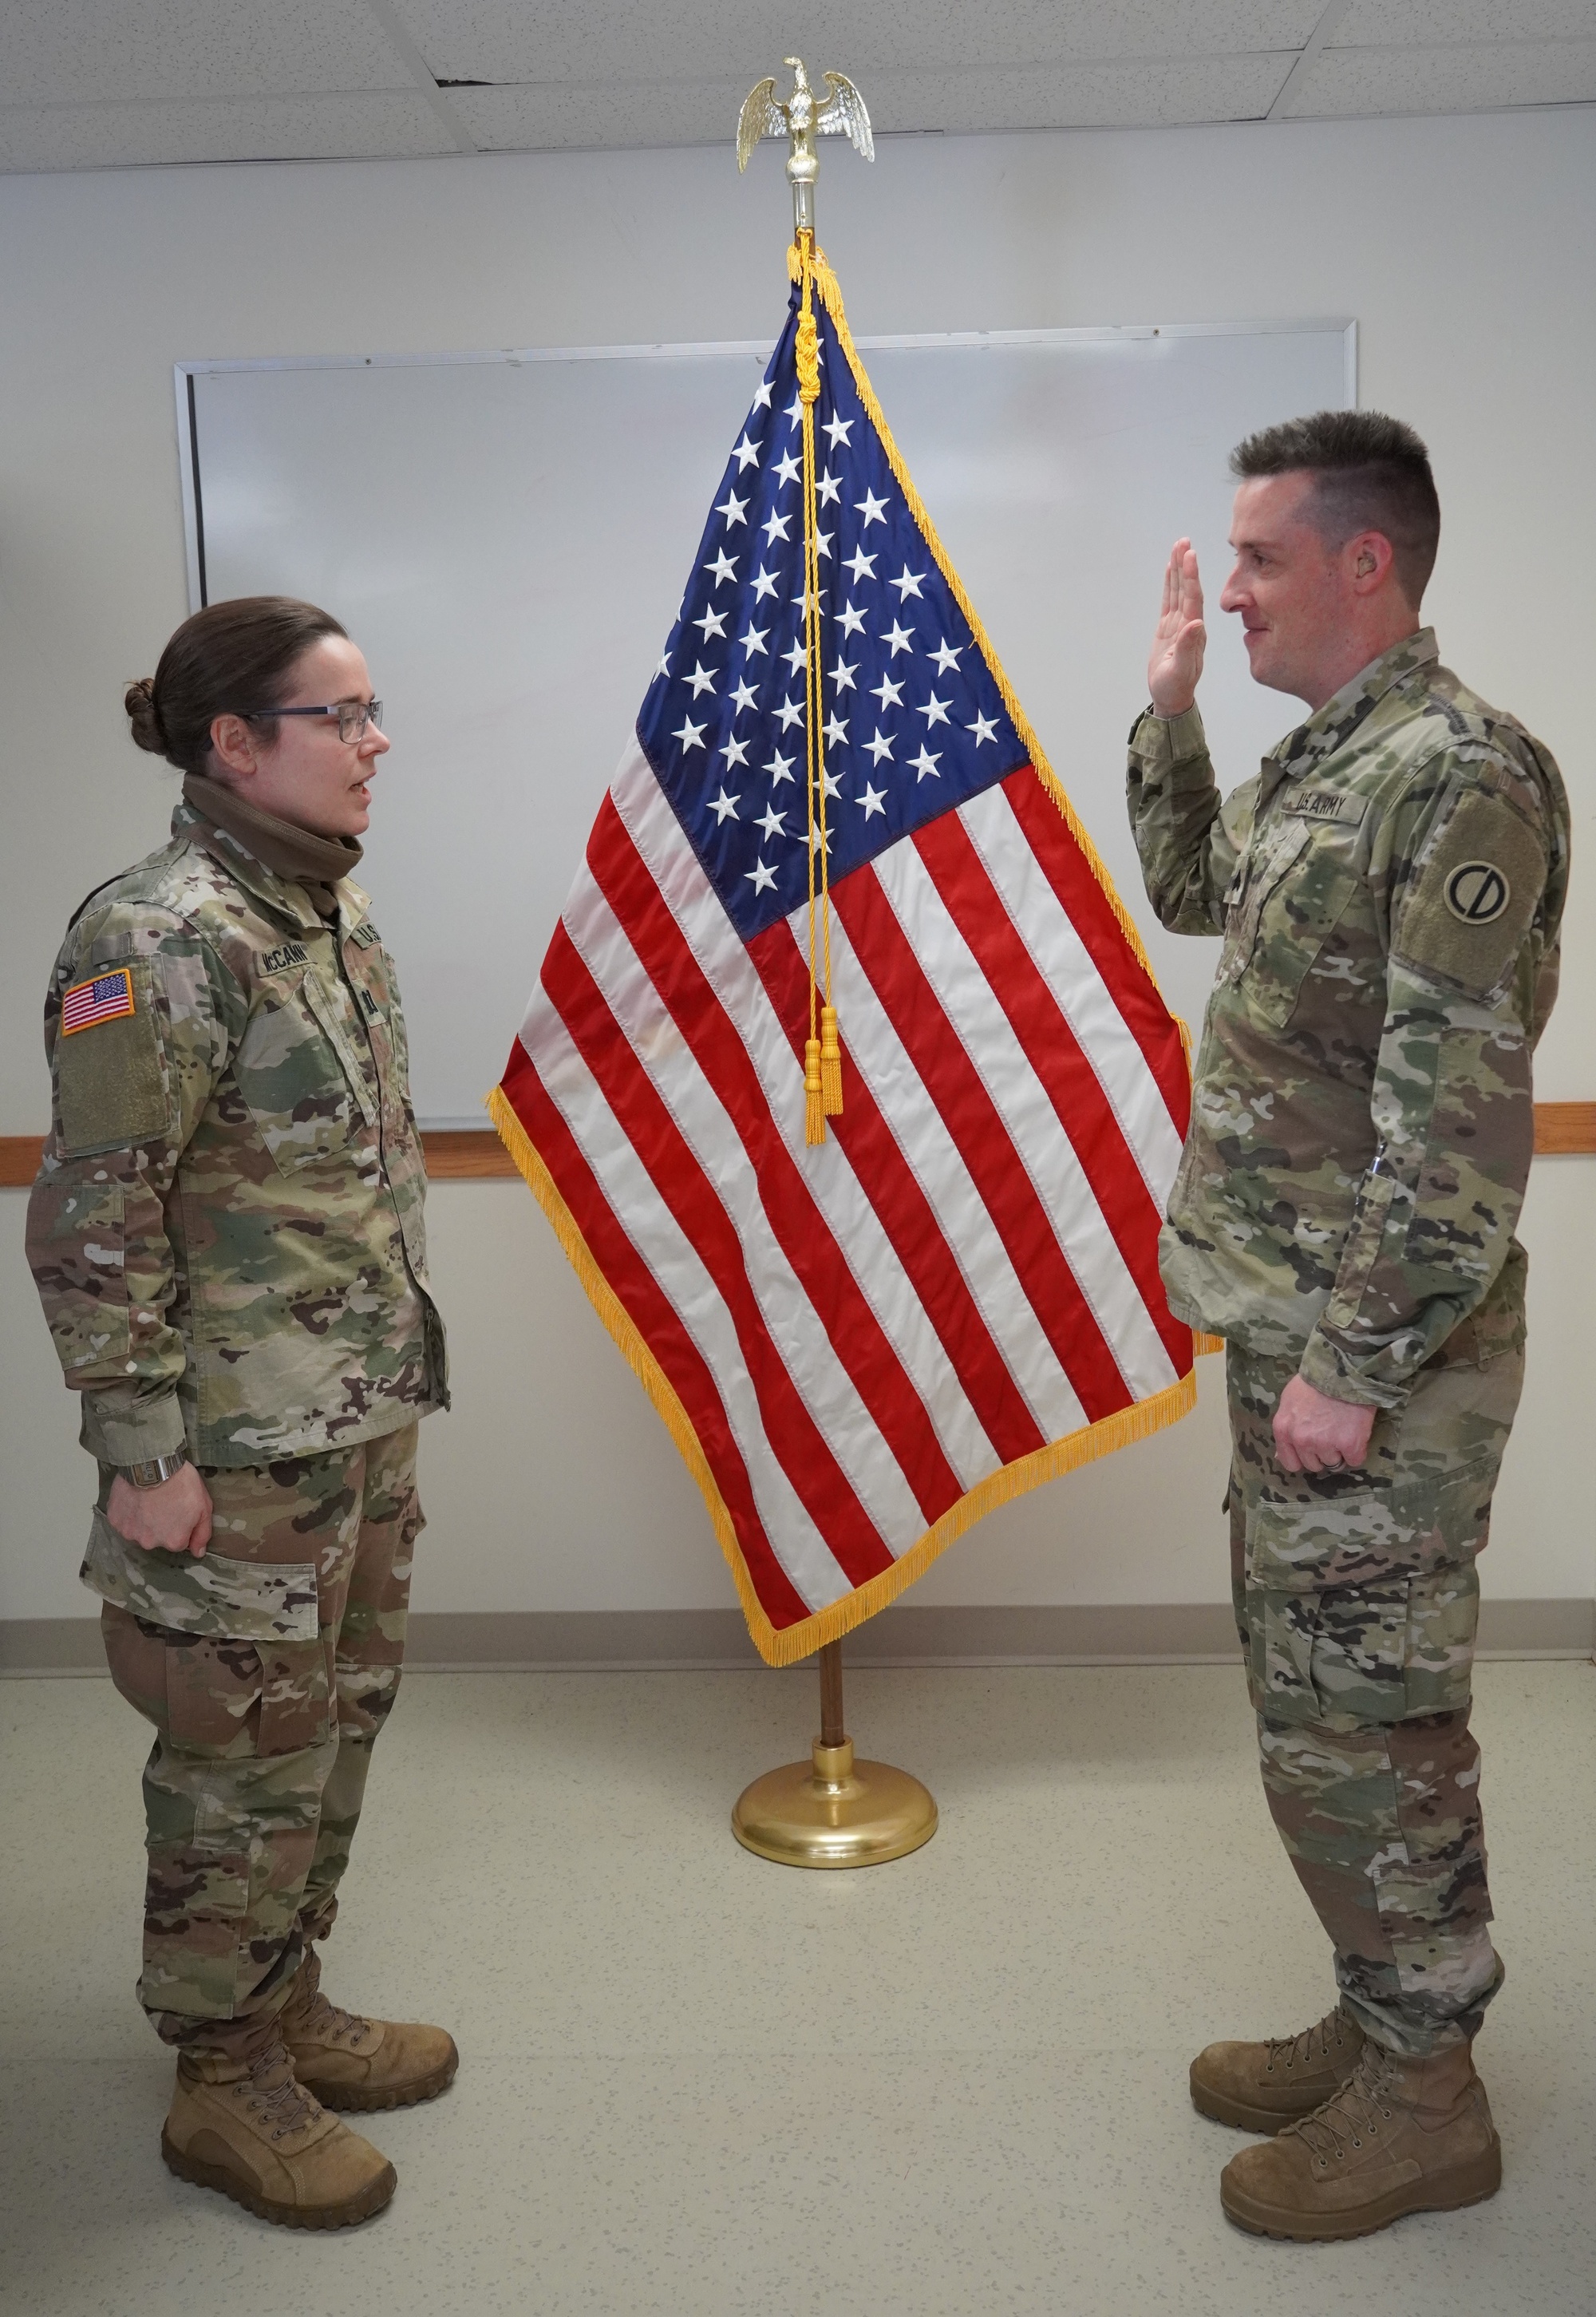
[99,1423,421,2056]
[1227,1342,1524,2058]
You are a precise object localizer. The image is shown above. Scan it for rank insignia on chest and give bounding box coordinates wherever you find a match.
[61,967,136,1035]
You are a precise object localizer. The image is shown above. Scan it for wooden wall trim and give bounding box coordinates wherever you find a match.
[1534,1101,1596,1157]
[2,1102,1593,1187]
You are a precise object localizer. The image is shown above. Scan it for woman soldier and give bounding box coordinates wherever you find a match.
[26,598,453,2230]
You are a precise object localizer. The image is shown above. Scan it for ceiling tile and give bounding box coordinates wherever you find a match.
[868,54,1294,130]
[0,91,460,172]
[396,0,1320,85]
[1332,0,1596,44]
[453,53,1294,149]
[1289,35,1596,112]
[0,0,413,105]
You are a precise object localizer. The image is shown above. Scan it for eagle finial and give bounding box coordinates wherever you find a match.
[737,57,873,236]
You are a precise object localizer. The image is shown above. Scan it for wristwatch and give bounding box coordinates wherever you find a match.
[121,1447,190,1490]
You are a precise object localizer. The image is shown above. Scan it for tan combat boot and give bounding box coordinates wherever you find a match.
[280,1946,459,2113]
[1191,2003,1365,2133]
[1219,2038,1501,2240]
[162,2036,397,2228]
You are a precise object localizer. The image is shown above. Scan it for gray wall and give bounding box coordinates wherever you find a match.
[2,109,1591,1636]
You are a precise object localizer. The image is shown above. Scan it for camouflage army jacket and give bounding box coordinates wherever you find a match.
[27,796,448,1469]
[1128,630,1569,1406]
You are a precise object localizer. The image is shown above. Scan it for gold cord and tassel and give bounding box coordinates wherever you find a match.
[794,231,843,1147]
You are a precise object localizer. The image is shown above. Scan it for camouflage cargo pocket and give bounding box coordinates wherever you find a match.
[1248,1556,1479,1726]
[81,1509,319,1642]
[103,1607,330,1761]
[1243,831,1360,1031]
[230,969,374,1177]
[1245,1453,1494,1594]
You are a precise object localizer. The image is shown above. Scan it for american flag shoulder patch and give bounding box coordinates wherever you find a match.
[61,967,136,1036]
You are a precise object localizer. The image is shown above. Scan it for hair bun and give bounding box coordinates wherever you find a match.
[124,675,167,754]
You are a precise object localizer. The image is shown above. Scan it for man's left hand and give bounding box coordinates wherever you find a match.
[1273,1375,1377,1476]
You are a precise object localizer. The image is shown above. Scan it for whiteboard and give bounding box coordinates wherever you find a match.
[181,319,1353,1125]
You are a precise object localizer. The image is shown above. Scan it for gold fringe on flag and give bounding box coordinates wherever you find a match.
[490,1082,1211,1666]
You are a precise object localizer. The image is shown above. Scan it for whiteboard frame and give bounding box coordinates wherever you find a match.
[173,319,1357,613]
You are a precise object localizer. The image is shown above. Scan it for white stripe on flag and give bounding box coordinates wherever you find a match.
[873,838,1179,1404]
[959,783,1187,1204]
[523,992,857,1614]
[611,741,1002,1496]
[817,896,1089,1445]
[560,885,930,1556]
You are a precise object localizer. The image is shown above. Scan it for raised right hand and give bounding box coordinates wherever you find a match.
[108,1463,214,1558]
[1148,537,1207,717]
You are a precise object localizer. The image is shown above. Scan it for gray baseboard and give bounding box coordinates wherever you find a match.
[5,1598,1593,1675]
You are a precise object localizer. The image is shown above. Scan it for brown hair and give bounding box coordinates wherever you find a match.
[1229,410,1441,605]
[125,595,348,776]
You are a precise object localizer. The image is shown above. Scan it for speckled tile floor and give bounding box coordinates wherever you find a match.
[3,1659,1593,2315]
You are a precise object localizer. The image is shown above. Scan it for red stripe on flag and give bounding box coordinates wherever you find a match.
[500,1035,815,1635]
[540,922,895,1591]
[745,919,1048,1469]
[832,864,1134,1425]
[915,811,1192,1377]
[1001,767,1191,1137]
[587,797,964,1528]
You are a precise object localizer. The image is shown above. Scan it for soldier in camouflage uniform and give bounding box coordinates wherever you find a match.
[27,598,455,2229]
[1127,413,1569,2241]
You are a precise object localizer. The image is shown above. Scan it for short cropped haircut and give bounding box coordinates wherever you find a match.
[1230,410,1440,605]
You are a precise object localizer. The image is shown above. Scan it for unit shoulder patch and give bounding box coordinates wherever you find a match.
[1443,861,1511,926]
[1393,785,1547,998]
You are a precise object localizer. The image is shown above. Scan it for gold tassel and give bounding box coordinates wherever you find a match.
[820,1004,843,1117]
[804,1036,826,1146]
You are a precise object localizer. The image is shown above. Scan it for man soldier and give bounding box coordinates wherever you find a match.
[1128,411,1569,2240]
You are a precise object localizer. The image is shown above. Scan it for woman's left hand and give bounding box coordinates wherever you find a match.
[107,1465,214,1557]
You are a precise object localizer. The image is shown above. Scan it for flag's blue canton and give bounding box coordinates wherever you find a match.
[637,292,1027,943]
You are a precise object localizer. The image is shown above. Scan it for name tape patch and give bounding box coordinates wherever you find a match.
[259,940,310,975]
[1281,785,1368,827]
[1444,862,1511,926]
[61,967,135,1036]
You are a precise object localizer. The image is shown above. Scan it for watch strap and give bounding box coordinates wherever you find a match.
[123,1448,190,1490]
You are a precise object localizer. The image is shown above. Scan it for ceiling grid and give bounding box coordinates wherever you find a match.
[0,0,1590,171]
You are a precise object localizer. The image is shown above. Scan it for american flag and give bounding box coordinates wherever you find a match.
[61,968,136,1035]
[493,254,1197,1665]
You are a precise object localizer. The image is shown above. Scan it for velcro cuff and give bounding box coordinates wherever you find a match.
[78,1390,188,1469]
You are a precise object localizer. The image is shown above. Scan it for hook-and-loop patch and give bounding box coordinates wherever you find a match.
[1393,784,1547,998]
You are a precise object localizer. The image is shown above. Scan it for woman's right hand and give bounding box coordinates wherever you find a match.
[108,1465,214,1558]
[1148,537,1207,717]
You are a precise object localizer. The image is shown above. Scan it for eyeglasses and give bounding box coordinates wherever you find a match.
[247,700,385,742]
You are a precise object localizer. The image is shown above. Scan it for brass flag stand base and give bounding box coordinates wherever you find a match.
[731,1640,938,1868]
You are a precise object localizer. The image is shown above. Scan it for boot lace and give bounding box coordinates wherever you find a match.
[239,2048,323,2143]
[288,1953,373,2048]
[1265,2004,1355,2078]
[295,1980,373,2047]
[1282,2045,1397,2167]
